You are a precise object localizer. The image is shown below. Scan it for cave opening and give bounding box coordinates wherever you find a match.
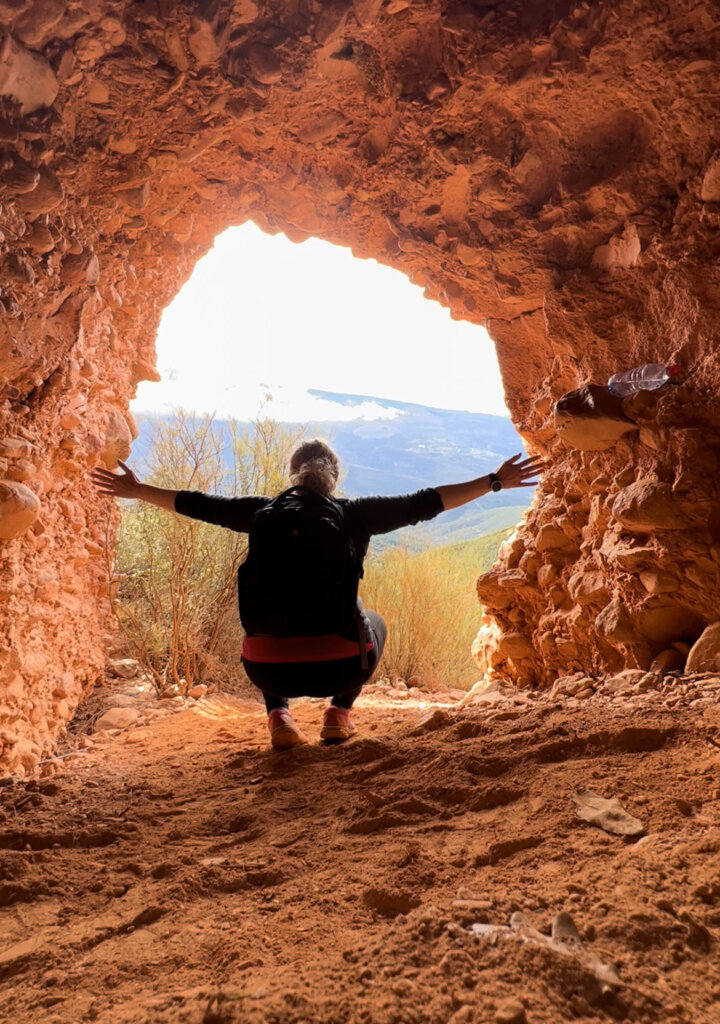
[113,219,532,699]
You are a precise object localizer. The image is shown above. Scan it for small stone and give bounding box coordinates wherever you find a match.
[3,158,40,194]
[152,151,179,171]
[612,480,689,533]
[86,79,110,104]
[56,49,76,84]
[247,44,282,84]
[604,669,645,690]
[74,35,106,66]
[60,250,99,286]
[17,167,64,215]
[296,110,346,144]
[188,21,220,65]
[686,623,720,673]
[188,684,207,699]
[495,998,527,1024]
[5,253,34,284]
[108,135,138,155]
[456,243,483,267]
[107,658,140,679]
[635,672,660,693]
[14,0,66,48]
[94,707,140,732]
[122,728,152,744]
[23,222,55,253]
[100,16,124,34]
[592,223,641,270]
[554,383,638,452]
[119,183,151,211]
[701,153,720,202]
[0,35,59,114]
[104,694,140,709]
[314,0,350,44]
[0,480,41,540]
[99,409,132,469]
[0,438,33,460]
[425,75,450,101]
[410,708,451,735]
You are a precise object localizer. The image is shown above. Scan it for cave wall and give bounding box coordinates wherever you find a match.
[2,0,720,773]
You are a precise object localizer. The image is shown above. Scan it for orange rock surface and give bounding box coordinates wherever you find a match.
[2,0,720,771]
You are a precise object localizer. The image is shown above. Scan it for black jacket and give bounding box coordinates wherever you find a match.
[175,487,444,641]
[174,487,444,565]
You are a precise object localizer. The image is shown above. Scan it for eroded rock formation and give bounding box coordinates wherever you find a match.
[1,0,720,772]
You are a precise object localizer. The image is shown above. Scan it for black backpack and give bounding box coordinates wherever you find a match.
[237,487,363,639]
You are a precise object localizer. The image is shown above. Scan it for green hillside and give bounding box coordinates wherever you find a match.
[441,526,514,575]
[373,504,526,552]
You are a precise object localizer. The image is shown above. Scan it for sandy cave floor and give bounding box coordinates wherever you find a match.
[1,679,720,1024]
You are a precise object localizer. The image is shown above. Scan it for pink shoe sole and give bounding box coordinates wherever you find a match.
[267,710,307,750]
[320,714,357,743]
[271,723,307,750]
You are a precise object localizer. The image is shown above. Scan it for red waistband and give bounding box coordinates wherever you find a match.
[242,635,374,664]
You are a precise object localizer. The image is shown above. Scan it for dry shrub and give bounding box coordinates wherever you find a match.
[115,411,303,694]
[360,530,509,692]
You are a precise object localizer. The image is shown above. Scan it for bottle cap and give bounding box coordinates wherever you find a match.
[667,364,683,377]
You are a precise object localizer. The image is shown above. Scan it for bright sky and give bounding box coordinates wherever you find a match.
[132,222,509,422]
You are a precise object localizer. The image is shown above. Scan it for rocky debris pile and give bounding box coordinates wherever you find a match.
[456,668,720,730]
[475,416,720,689]
[468,909,621,1007]
[40,657,213,775]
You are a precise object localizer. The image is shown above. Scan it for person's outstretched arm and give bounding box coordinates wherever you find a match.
[91,461,178,512]
[435,453,544,511]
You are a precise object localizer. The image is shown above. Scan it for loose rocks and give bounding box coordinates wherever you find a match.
[495,1000,527,1024]
[0,480,41,540]
[94,707,141,732]
[686,622,720,673]
[107,658,140,679]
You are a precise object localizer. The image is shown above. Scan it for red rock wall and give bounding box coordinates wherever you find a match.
[1,0,719,771]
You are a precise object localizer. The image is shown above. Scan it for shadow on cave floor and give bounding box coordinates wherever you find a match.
[1,678,720,1024]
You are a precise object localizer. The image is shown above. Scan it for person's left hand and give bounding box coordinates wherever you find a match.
[495,453,544,489]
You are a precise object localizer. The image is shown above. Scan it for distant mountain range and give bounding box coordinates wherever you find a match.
[132,389,533,549]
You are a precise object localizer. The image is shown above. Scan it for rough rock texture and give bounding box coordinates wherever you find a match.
[2,0,720,771]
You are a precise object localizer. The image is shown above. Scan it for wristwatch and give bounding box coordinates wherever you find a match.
[488,472,503,493]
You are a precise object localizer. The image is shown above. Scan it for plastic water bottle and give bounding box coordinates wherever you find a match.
[607,362,683,398]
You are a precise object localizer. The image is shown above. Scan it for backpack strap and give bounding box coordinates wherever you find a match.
[355,606,369,670]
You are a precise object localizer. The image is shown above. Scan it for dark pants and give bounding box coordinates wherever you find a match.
[243,611,387,714]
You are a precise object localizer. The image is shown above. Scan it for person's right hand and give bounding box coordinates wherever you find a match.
[495,453,545,490]
[91,460,143,500]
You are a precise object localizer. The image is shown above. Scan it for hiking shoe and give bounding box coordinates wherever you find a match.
[267,708,307,750]
[320,705,357,743]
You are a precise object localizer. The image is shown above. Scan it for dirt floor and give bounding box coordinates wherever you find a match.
[1,674,720,1024]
